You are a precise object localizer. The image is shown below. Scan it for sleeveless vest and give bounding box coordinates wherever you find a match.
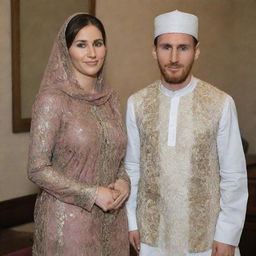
[131,79,227,254]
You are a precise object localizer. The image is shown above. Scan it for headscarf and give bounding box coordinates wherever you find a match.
[39,13,112,106]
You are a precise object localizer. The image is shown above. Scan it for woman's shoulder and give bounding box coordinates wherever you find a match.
[36,86,69,102]
[33,88,68,113]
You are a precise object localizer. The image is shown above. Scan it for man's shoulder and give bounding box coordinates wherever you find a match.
[196,78,229,98]
[129,80,161,101]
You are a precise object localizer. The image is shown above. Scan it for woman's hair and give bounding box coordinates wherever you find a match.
[65,14,106,49]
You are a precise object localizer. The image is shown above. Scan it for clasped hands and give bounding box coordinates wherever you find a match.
[95,179,129,211]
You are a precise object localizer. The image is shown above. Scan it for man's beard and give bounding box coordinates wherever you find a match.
[158,60,194,84]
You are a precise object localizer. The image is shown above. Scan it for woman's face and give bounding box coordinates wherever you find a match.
[68,25,106,80]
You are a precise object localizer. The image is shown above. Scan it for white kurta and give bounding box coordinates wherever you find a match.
[125,77,248,256]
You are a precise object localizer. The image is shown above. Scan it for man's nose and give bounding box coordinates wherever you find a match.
[170,48,178,63]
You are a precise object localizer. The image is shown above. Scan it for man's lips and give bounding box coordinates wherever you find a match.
[166,64,183,71]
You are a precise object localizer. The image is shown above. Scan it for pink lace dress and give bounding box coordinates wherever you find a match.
[27,13,129,256]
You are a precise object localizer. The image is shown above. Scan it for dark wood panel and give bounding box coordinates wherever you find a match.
[0,229,33,255]
[0,194,36,228]
[240,227,256,256]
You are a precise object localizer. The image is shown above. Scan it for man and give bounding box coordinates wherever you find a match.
[125,10,248,256]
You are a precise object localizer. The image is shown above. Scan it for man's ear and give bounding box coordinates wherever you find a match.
[152,44,157,60]
[194,42,200,60]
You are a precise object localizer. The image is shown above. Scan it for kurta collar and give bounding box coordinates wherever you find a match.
[159,76,198,97]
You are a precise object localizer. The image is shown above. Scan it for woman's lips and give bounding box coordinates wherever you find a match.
[84,61,98,66]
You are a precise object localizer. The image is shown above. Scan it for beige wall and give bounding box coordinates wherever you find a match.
[0,0,37,201]
[0,0,255,201]
[20,0,91,118]
[97,0,256,153]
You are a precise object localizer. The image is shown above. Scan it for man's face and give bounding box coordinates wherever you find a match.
[152,33,200,86]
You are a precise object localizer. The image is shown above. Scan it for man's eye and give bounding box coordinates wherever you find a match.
[162,45,170,50]
[180,46,188,51]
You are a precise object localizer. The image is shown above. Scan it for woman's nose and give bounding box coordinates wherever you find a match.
[87,45,96,58]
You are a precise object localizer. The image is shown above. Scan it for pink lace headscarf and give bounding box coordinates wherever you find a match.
[39,13,111,105]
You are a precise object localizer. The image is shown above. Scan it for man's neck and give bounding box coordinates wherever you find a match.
[161,74,192,91]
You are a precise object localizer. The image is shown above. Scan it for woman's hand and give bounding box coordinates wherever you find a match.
[108,179,130,209]
[95,186,120,211]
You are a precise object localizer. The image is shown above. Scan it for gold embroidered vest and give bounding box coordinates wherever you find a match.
[132,79,227,254]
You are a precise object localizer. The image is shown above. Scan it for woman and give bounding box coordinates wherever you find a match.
[28,13,130,255]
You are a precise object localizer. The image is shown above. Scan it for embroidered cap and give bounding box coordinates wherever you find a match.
[154,10,198,40]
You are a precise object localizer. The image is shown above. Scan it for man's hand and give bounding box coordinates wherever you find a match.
[108,179,130,209]
[95,186,120,211]
[211,240,235,256]
[129,230,140,253]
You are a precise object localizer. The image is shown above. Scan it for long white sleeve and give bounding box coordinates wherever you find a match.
[214,95,248,246]
[125,96,140,231]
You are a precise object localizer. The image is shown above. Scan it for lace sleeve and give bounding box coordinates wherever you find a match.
[28,92,98,211]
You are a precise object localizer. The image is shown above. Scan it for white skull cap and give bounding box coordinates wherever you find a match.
[154,10,198,40]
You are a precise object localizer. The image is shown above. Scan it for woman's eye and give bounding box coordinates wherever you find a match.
[94,41,103,47]
[76,43,86,48]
